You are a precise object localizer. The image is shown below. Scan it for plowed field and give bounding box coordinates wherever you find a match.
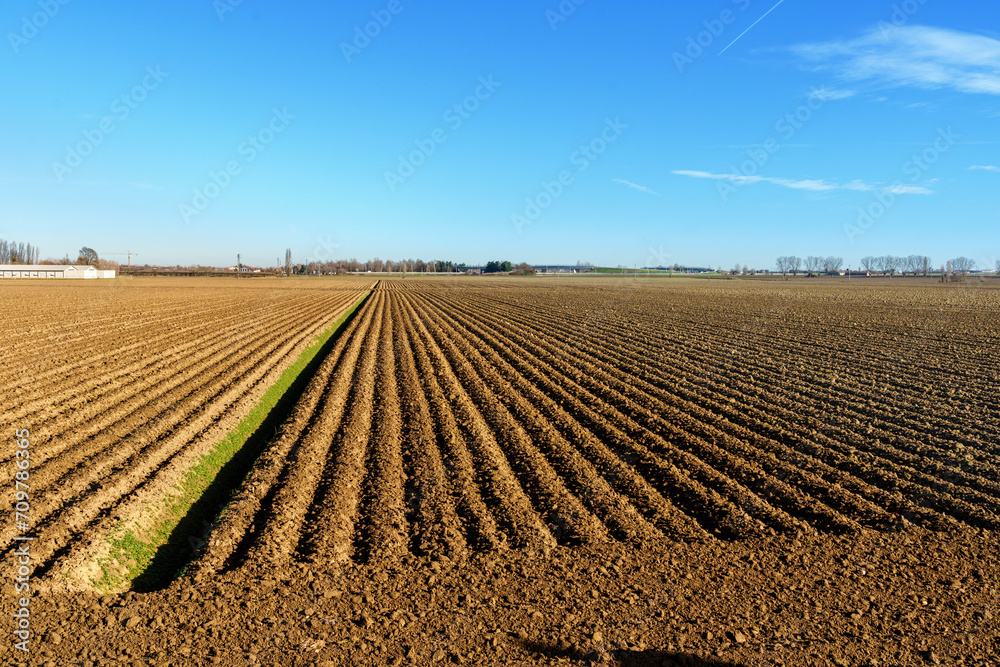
[191,279,1000,580]
[5,276,1000,666]
[1,278,370,591]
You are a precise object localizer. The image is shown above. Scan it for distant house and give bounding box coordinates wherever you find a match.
[0,265,111,279]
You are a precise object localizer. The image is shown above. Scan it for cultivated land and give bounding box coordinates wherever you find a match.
[4,276,999,666]
[0,278,371,593]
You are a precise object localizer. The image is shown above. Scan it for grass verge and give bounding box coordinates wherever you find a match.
[94,291,370,593]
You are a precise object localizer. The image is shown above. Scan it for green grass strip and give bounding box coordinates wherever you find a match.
[94,291,371,592]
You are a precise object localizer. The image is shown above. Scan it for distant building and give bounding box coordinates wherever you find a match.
[0,265,112,279]
[533,265,596,274]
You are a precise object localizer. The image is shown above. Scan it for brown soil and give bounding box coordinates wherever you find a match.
[4,276,999,666]
[0,277,371,590]
[10,530,1000,666]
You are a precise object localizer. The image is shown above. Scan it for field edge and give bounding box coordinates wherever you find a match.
[94,290,373,593]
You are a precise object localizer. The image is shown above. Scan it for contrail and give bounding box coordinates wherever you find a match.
[718,0,787,56]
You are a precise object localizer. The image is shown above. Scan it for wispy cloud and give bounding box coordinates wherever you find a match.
[810,85,857,101]
[970,165,1000,172]
[882,183,935,194]
[613,178,661,196]
[791,26,1000,96]
[672,170,934,195]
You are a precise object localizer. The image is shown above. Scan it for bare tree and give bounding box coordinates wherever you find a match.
[775,256,792,279]
[790,256,802,276]
[0,239,44,264]
[922,256,931,277]
[883,255,901,277]
[805,256,821,275]
[950,257,975,278]
[858,256,875,274]
[284,248,292,276]
[995,259,1000,276]
[906,255,928,277]
[822,256,844,275]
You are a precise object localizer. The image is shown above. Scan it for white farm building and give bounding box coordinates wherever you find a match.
[0,265,115,279]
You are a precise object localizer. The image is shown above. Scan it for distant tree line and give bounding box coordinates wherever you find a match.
[771,254,987,280]
[0,242,125,269]
[0,238,40,264]
[483,260,512,274]
[276,257,538,276]
[860,255,933,277]
[279,255,468,276]
[775,256,844,278]
[860,255,980,278]
[481,261,537,275]
[938,257,979,282]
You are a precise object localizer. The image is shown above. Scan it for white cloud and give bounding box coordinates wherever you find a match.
[612,178,661,196]
[970,165,1000,172]
[792,26,1000,96]
[809,85,856,101]
[883,184,934,194]
[671,170,934,194]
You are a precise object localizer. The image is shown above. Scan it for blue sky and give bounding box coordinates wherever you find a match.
[2,0,998,269]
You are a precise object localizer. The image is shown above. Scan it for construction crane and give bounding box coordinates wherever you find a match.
[98,251,139,274]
